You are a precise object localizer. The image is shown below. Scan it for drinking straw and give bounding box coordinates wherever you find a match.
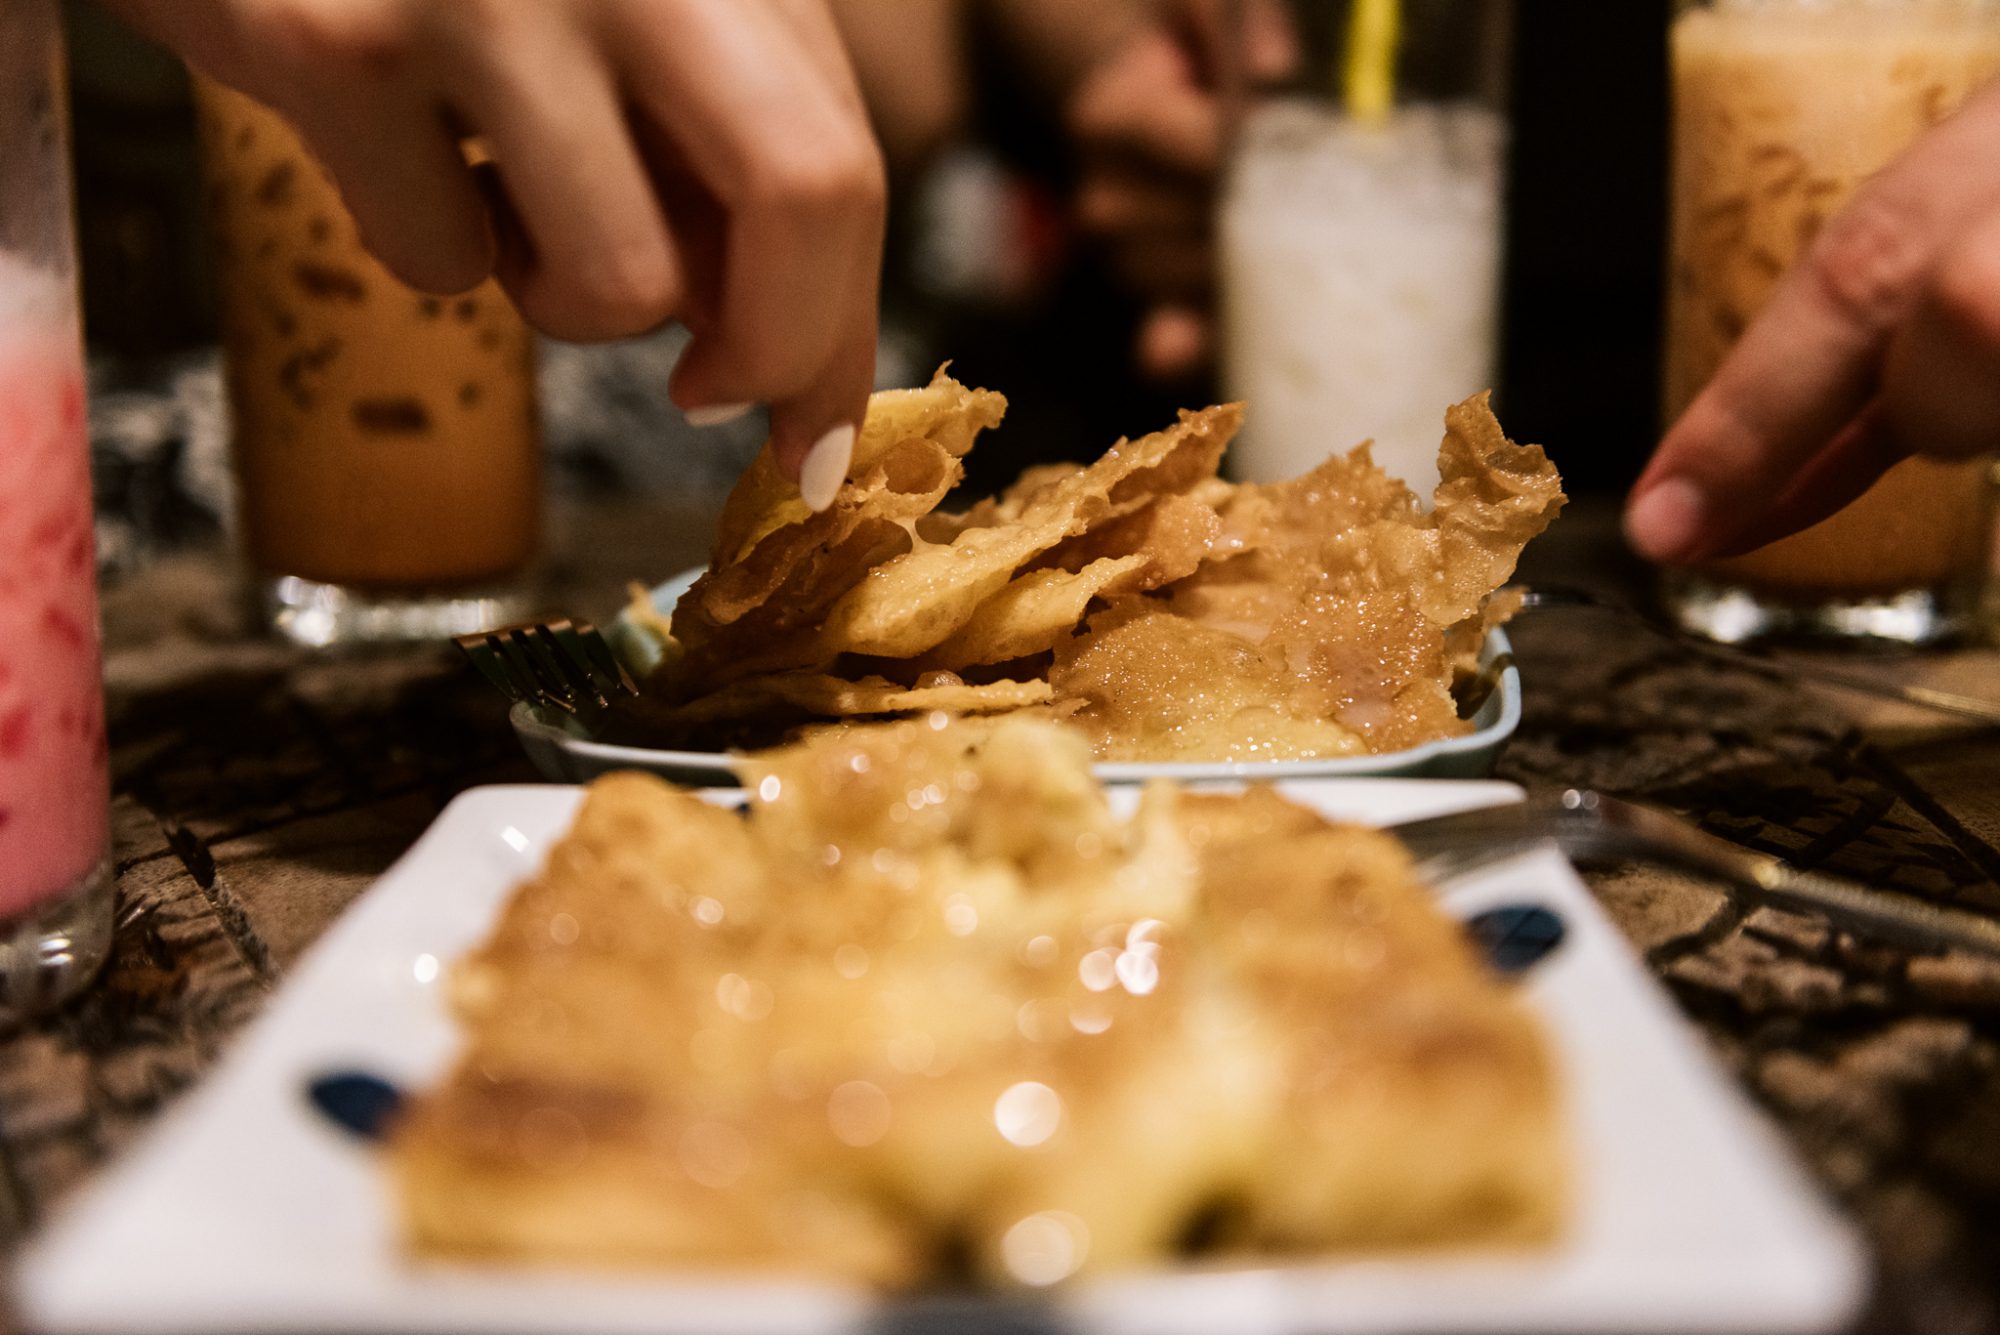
[1343,0,1401,125]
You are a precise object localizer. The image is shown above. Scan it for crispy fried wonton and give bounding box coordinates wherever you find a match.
[630,370,1563,759]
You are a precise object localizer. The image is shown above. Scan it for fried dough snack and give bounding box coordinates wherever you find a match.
[392,718,1564,1286]
[630,369,1564,759]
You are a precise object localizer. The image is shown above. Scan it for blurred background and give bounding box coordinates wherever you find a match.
[63,0,1670,573]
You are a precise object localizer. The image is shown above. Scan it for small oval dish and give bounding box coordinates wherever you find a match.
[510,572,1522,786]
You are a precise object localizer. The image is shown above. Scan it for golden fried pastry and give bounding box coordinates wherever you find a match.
[392,718,1564,1286]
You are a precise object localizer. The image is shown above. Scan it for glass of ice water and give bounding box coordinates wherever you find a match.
[1219,0,1514,497]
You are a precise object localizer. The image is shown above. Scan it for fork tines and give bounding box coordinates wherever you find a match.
[454,619,639,715]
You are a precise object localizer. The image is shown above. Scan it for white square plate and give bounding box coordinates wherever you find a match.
[19,781,1865,1334]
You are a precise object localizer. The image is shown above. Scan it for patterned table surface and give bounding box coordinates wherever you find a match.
[2,496,1996,1335]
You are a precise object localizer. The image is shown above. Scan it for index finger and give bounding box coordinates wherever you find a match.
[1627,83,2000,564]
[1067,30,1223,178]
[1177,0,1299,85]
[612,2,883,487]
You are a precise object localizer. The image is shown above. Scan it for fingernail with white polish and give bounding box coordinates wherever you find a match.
[684,401,754,428]
[800,423,856,512]
[1625,476,1707,562]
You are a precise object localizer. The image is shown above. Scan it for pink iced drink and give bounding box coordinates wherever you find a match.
[0,276,108,919]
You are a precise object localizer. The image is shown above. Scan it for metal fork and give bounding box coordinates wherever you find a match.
[1390,789,2000,959]
[453,620,638,715]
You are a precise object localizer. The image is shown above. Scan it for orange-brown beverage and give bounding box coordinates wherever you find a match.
[194,80,541,643]
[1664,1,2000,643]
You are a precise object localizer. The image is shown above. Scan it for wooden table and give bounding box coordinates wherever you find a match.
[2,495,1995,1334]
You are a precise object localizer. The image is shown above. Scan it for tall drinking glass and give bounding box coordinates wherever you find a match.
[0,0,114,1018]
[1220,0,1513,496]
[194,80,542,647]
[1663,0,2000,644]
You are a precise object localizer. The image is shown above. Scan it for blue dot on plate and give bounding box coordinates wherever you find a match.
[307,1070,406,1141]
[1463,904,1565,975]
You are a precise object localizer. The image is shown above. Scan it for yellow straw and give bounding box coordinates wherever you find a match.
[1343,0,1401,126]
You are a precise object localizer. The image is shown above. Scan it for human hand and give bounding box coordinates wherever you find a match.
[111,0,887,507]
[1627,81,2000,564]
[1063,0,1294,381]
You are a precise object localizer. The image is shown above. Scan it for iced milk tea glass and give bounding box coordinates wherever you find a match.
[195,80,542,647]
[1662,0,2000,644]
[1219,0,1513,496]
[0,0,115,1018]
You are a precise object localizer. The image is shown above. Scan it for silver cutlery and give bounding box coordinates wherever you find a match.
[1391,788,2000,959]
